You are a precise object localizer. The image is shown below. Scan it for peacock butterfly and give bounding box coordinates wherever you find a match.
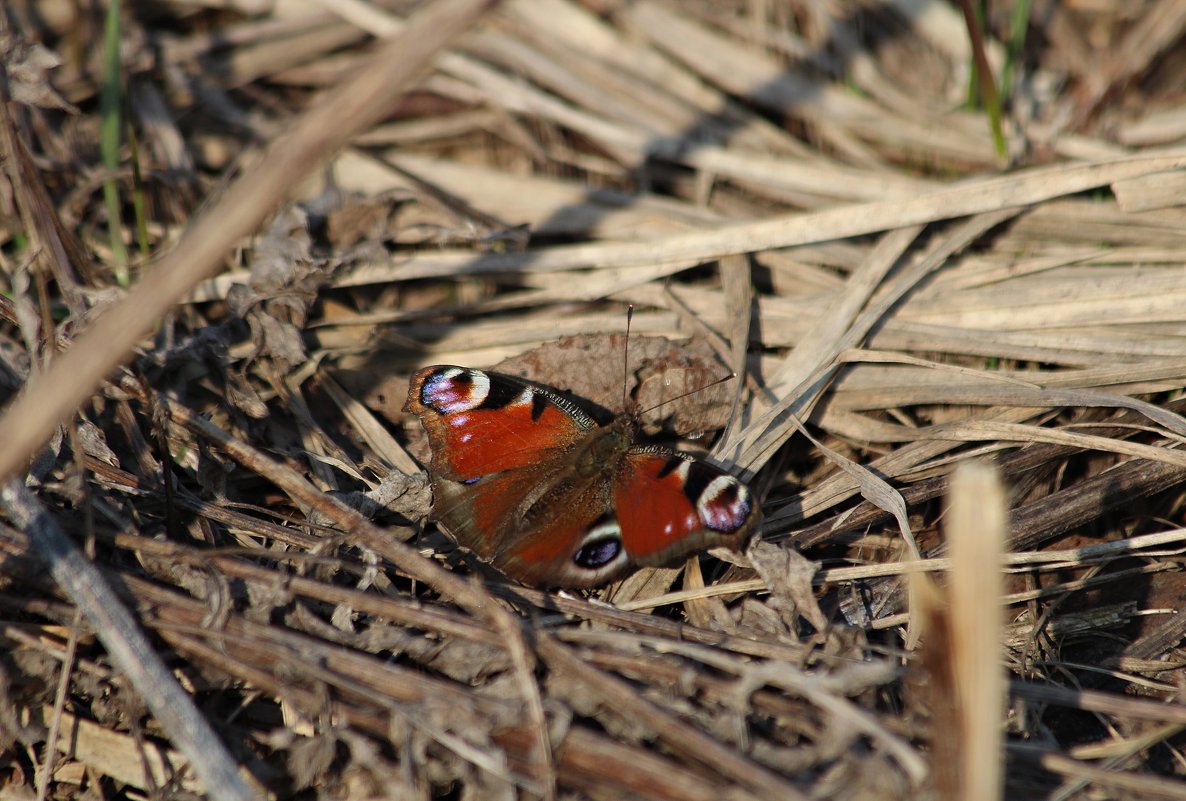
[404,364,759,588]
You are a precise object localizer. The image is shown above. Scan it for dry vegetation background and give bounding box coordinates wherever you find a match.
[3,0,1186,799]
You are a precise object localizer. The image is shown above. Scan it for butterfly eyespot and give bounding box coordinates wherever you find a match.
[697,476,752,533]
[421,368,490,414]
[461,476,482,485]
[573,518,624,570]
[574,537,621,569]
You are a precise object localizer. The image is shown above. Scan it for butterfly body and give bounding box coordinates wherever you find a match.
[405,365,759,588]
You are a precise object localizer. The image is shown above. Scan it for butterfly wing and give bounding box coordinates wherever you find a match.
[484,446,760,589]
[405,366,596,481]
[612,448,759,567]
[405,366,600,568]
[448,475,620,588]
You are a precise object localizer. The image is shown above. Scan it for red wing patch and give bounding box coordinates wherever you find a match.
[406,366,592,480]
[613,451,758,565]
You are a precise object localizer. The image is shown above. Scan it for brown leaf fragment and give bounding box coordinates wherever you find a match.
[327,191,409,250]
[255,310,309,372]
[74,418,119,467]
[225,367,269,419]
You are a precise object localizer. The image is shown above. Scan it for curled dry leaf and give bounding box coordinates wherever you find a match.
[227,206,330,375]
[494,332,734,436]
[746,540,828,636]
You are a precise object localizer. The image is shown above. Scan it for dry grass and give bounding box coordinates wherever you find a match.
[2,1,1186,799]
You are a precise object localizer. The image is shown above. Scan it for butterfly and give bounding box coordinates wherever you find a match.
[404,365,760,588]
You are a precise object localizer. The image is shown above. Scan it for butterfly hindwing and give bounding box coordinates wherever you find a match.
[489,482,625,588]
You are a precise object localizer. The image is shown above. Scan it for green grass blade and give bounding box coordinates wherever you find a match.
[100,0,129,283]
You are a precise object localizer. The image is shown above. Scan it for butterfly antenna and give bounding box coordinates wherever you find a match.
[622,304,634,411]
[636,372,737,417]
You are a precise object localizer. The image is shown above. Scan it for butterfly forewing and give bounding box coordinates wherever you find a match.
[408,366,612,583]
[406,366,594,480]
[613,450,759,566]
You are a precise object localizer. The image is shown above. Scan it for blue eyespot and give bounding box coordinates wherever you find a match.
[574,537,621,569]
